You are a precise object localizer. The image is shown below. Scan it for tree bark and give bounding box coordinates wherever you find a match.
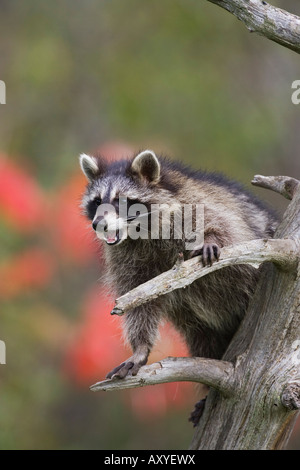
[190,176,300,450]
[205,0,300,54]
[91,357,235,395]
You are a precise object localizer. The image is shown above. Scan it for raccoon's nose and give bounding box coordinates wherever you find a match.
[92,218,108,232]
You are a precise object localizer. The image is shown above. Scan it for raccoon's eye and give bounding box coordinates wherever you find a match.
[94,197,102,206]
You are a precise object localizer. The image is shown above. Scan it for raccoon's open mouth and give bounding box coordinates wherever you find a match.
[103,229,121,245]
[93,216,125,246]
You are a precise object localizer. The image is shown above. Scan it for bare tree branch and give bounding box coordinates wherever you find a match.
[90,356,235,396]
[111,238,298,317]
[206,0,300,54]
[252,175,300,200]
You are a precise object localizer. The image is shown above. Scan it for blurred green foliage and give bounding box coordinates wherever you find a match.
[0,0,300,450]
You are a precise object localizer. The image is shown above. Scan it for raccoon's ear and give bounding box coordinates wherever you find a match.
[130,150,160,184]
[79,153,104,181]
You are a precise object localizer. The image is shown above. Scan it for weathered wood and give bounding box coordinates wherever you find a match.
[190,178,300,450]
[281,382,300,410]
[206,0,300,54]
[90,357,235,396]
[252,175,300,200]
[111,238,298,316]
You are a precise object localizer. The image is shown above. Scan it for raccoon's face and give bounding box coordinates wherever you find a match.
[80,150,167,246]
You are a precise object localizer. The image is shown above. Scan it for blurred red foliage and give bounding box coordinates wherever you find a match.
[51,172,97,264]
[0,155,45,232]
[129,382,194,419]
[0,154,55,298]
[0,247,55,298]
[63,285,128,384]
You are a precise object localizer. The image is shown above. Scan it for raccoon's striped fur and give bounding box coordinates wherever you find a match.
[79,150,278,380]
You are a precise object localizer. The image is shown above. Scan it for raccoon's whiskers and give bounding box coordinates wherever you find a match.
[125,210,159,222]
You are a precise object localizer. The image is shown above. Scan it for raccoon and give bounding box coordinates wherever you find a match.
[79,150,278,384]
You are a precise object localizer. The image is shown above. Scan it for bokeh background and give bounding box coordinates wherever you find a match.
[0,0,299,450]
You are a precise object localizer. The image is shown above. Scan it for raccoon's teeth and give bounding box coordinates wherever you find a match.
[106,236,118,244]
[104,231,120,245]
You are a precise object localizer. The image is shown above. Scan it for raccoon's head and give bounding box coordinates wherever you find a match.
[79,150,177,246]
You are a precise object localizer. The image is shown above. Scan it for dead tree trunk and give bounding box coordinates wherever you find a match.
[91,175,300,450]
[191,175,300,450]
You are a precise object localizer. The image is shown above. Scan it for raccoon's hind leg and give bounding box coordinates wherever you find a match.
[106,303,161,379]
[183,323,227,426]
[189,397,207,427]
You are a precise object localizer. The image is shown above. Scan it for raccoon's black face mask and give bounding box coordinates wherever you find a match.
[91,197,152,246]
[79,150,161,246]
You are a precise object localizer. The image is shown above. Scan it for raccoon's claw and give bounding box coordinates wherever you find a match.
[189,398,207,427]
[106,349,149,379]
[190,243,220,267]
[106,361,134,379]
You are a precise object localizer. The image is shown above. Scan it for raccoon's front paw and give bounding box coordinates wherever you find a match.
[190,243,220,267]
